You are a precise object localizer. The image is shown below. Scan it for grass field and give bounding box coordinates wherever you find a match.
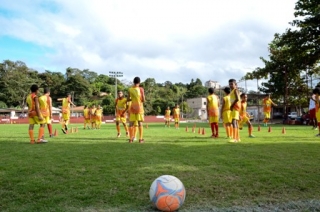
[1,122,320,212]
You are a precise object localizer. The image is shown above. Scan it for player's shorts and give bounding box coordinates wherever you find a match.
[239,116,249,125]
[84,118,90,123]
[44,116,51,124]
[231,110,239,120]
[29,116,46,125]
[222,111,232,124]
[310,108,316,119]
[316,111,320,122]
[91,116,96,123]
[116,115,127,123]
[129,113,144,122]
[264,112,271,119]
[174,118,180,123]
[62,113,70,121]
[208,116,219,123]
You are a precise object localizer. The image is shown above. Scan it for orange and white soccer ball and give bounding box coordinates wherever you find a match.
[149,175,186,212]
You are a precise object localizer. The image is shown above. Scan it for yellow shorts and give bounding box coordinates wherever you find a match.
[29,116,46,125]
[62,113,70,121]
[84,118,90,123]
[44,116,51,124]
[165,117,170,122]
[116,116,127,123]
[264,112,270,119]
[208,116,219,123]
[239,116,249,125]
[231,110,239,120]
[174,118,180,123]
[316,111,320,122]
[222,111,232,124]
[129,113,144,122]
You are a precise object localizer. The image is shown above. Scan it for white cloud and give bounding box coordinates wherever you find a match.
[0,0,297,89]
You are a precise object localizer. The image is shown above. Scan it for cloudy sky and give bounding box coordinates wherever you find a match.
[0,0,297,90]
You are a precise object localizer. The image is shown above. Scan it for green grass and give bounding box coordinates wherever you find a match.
[1,122,320,211]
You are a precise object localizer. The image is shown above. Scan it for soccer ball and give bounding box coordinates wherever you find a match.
[149,175,186,212]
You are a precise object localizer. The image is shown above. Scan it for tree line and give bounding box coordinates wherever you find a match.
[0,60,212,116]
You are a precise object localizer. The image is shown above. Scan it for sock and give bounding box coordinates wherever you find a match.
[249,126,252,135]
[210,123,215,135]
[29,130,34,142]
[214,123,218,136]
[116,125,120,133]
[138,125,143,140]
[129,126,133,140]
[47,124,52,135]
[232,126,236,139]
[37,127,45,141]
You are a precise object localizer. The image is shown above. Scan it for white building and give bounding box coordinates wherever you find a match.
[205,80,221,89]
[186,97,207,120]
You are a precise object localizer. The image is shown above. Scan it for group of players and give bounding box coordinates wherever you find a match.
[26,77,280,144]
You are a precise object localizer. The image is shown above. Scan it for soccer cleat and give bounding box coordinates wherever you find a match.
[249,135,255,138]
[117,133,121,138]
[65,125,68,131]
[30,140,35,144]
[139,139,145,143]
[316,134,320,137]
[61,128,66,134]
[128,139,133,143]
[126,131,129,137]
[228,139,236,143]
[37,139,48,144]
[50,134,54,138]
[133,137,137,141]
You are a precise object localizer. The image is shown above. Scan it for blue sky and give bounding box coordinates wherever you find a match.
[0,0,297,90]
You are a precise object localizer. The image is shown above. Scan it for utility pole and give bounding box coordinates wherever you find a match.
[109,71,123,98]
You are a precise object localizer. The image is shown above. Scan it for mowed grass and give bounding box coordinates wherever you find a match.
[1,122,320,212]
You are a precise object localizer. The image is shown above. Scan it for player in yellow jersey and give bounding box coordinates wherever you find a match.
[115,91,129,137]
[95,105,103,129]
[127,100,138,141]
[262,94,277,126]
[83,105,90,129]
[26,84,47,144]
[128,77,145,143]
[57,93,76,134]
[229,79,241,142]
[239,93,255,138]
[39,87,53,139]
[311,88,320,136]
[220,87,232,139]
[90,105,97,129]
[164,106,171,127]
[206,87,220,138]
[173,104,180,129]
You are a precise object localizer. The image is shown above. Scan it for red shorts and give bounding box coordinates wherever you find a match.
[310,108,316,119]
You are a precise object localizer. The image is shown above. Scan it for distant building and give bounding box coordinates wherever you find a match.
[186,97,207,120]
[205,80,221,89]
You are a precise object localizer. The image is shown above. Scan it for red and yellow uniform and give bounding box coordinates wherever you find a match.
[128,86,144,122]
[239,101,249,125]
[27,93,44,124]
[84,107,90,124]
[165,109,171,121]
[95,106,103,129]
[90,106,96,123]
[62,97,71,121]
[207,94,219,123]
[263,98,275,119]
[230,89,240,120]
[116,97,128,123]
[173,107,180,122]
[222,95,232,124]
[315,94,320,122]
[38,95,50,124]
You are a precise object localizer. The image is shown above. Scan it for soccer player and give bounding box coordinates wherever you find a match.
[90,104,97,129]
[95,105,103,129]
[206,87,220,138]
[128,77,145,143]
[164,106,171,127]
[115,91,129,137]
[26,84,47,144]
[309,93,317,130]
[172,104,180,129]
[262,94,277,126]
[310,88,320,136]
[127,100,138,141]
[220,87,232,139]
[239,93,255,138]
[40,87,54,138]
[57,93,75,134]
[229,79,241,142]
[83,105,90,129]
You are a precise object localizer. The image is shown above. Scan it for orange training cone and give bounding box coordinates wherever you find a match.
[282,127,286,134]
[186,126,188,132]
[76,127,78,133]
[192,127,195,133]
[198,128,201,134]
[258,125,261,131]
[268,126,271,133]
[145,123,149,129]
[202,128,205,135]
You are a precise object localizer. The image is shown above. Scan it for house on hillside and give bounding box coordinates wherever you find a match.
[186,97,207,120]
